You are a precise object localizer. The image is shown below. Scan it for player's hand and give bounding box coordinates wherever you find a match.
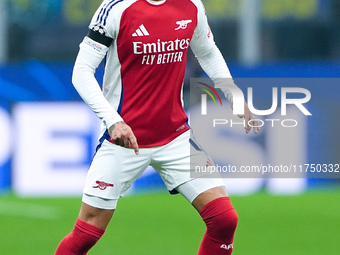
[109,121,139,155]
[232,102,260,134]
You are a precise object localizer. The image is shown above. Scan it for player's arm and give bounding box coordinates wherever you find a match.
[190,0,259,134]
[72,33,118,127]
[73,36,139,154]
[72,5,139,153]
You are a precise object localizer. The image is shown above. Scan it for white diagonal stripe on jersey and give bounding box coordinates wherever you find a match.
[139,24,149,36]
[136,29,144,36]
[132,24,150,36]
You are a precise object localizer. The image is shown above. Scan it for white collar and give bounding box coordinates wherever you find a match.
[146,0,166,5]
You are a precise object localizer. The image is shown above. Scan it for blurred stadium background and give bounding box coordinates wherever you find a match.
[0,0,339,254]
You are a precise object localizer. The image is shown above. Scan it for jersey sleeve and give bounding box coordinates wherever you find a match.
[190,0,216,56]
[190,0,238,103]
[73,39,123,130]
[72,1,123,131]
[88,0,117,40]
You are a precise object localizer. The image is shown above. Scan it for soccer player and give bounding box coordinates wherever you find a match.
[55,0,259,254]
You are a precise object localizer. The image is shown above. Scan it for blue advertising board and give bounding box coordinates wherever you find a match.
[0,61,339,195]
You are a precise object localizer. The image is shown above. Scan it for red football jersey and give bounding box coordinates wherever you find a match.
[84,0,217,147]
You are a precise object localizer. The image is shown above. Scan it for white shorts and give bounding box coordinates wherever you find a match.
[82,130,225,209]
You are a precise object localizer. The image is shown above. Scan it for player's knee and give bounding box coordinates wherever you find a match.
[200,197,238,240]
[210,208,238,238]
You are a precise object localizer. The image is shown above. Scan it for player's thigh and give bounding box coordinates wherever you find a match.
[83,140,151,208]
[152,130,226,203]
[151,130,191,192]
[176,177,226,207]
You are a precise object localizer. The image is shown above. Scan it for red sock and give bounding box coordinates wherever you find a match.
[55,218,105,255]
[198,197,238,255]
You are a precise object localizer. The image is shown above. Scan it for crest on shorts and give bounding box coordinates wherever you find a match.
[93,181,114,190]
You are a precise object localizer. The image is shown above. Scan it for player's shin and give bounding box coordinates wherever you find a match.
[55,218,105,255]
[198,197,238,255]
